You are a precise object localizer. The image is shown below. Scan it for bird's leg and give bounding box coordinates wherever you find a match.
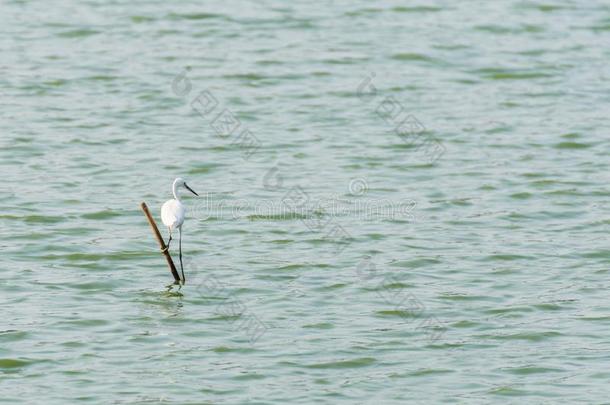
[162,229,172,253]
[179,227,185,283]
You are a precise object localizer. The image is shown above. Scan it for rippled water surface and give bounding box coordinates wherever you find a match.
[2,0,610,403]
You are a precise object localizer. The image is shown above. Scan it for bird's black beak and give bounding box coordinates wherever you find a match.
[185,183,198,196]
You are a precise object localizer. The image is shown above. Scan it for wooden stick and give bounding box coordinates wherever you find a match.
[140,202,181,284]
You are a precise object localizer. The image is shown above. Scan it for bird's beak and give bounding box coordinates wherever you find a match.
[184,183,198,196]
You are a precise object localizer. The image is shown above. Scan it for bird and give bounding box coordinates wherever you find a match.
[161,177,198,283]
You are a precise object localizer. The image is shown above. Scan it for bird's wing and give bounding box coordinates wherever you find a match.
[161,199,185,230]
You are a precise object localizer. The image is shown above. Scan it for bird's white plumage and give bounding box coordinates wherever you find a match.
[161,198,185,231]
[160,177,198,283]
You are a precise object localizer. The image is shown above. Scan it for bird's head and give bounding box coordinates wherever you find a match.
[173,177,198,197]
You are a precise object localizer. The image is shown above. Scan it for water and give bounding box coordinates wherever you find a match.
[1,0,609,403]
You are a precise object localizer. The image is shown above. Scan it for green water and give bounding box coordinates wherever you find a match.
[2,1,610,403]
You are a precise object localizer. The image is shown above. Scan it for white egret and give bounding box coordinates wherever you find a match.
[161,177,198,282]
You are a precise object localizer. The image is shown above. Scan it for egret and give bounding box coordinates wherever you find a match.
[161,177,198,283]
